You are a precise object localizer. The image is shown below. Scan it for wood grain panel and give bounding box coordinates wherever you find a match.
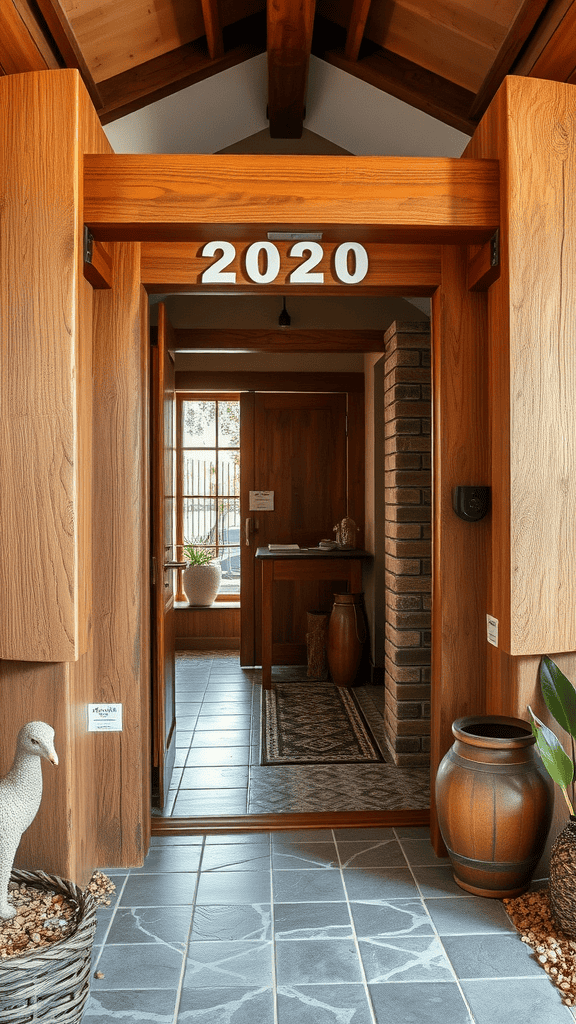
[469,0,550,118]
[0,1,52,73]
[175,371,365,392]
[34,0,103,106]
[92,243,150,869]
[522,2,576,81]
[344,0,372,62]
[467,236,500,291]
[171,328,385,351]
[347,391,366,551]
[267,0,315,138]
[200,0,224,59]
[152,809,431,833]
[0,69,94,662]
[140,240,441,294]
[175,606,241,639]
[83,154,500,244]
[430,244,489,853]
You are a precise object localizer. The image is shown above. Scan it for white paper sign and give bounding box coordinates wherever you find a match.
[249,490,274,511]
[486,614,499,647]
[88,703,123,732]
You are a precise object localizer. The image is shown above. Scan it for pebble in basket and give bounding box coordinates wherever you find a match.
[528,657,576,937]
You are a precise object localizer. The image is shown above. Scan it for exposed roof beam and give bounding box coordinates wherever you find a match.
[83,153,499,244]
[200,0,224,60]
[512,0,575,75]
[172,329,385,350]
[520,0,576,81]
[345,0,372,62]
[0,0,53,74]
[267,0,316,138]
[98,13,266,124]
[34,0,102,107]
[468,0,551,119]
[313,21,477,136]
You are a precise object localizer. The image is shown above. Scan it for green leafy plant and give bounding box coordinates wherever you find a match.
[528,656,576,816]
[183,543,215,566]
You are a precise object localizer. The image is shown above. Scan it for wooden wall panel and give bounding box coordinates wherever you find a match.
[466,77,576,658]
[430,245,489,852]
[92,244,150,869]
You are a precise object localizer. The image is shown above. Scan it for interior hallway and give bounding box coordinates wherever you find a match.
[88,827,571,1024]
[155,652,429,817]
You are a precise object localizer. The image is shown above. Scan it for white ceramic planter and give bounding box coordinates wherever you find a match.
[182,562,222,606]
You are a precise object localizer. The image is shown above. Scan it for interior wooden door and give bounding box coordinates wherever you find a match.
[240,391,348,667]
[151,304,180,809]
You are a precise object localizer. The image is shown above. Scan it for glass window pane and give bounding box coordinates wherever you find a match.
[183,401,216,447]
[183,451,217,496]
[220,546,240,591]
[218,451,240,496]
[183,498,217,550]
[218,401,240,447]
[218,498,240,547]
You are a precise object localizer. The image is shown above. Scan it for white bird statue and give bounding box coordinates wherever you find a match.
[0,722,58,919]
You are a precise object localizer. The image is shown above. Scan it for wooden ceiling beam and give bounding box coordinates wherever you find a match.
[172,329,385,350]
[520,0,576,81]
[267,0,316,138]
[83,153,499,244]
[34,0,102,107]
[98,13,266,125]
[512,0,575,76]
[200,0,224,60]
[0,0,53,74]
[468,0,551,119]
[345,0,372,62]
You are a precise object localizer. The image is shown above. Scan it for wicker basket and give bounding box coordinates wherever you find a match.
[550,819,576,937]
[0,869,97,1024]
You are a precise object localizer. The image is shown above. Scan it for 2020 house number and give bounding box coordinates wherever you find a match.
[200,241,369,285]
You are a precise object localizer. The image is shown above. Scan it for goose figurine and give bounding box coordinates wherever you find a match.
[0,722,58,919]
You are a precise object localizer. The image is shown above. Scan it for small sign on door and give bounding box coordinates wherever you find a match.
[249,490,274,511]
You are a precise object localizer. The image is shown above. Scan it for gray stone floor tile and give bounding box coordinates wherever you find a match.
[177,986,274,1023]
[410,865,475,897]
[272,869,346,903]
[121,872,198,907]
[91,942,186,990]
[201,843,271,871]
[342,867,420,901]
[189,729,250,747]
[394,826,431,840]
[105,906,192,945]
[84,989,177,1024]
[273,843,339,869]
[185,746,251,766]
[179,765,250,788]
[334,828,396,841]
[196,869,271,905]
[424,895,517,935]
[359,935,454,983]
[349,898,434,937]
[275,938,364,985]
[195,715,251,730]
[93,908,113,945]
[200,700,252,712]
[176,716,198,729]
[277,984,373,1024]
[336,839,407,868]
[149,835,205,846]
[369,980,473,1024]
[272,830,336,845]
[274,901,353,940]
[132,845,202,873]
[190,904,271,941]
[460,977,573,1023]
[176,731,194,747]
[204,832,271,845]
[172,792,248,815]
[442,932,546,978]
[183,939,273,987]
[398,840,448,866]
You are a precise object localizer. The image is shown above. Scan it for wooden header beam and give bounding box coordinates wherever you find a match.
[171,329,385,351]
[84,154,499,244]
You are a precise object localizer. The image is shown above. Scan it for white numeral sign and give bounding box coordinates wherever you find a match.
[200,241,369,285]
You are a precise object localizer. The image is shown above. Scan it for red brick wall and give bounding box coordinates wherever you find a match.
[383,321,431,766]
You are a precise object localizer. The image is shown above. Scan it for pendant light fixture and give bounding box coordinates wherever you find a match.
[278,296,291,328]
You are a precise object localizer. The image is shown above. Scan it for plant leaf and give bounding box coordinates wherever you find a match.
[540,656,576,740]
[528,706,574,789]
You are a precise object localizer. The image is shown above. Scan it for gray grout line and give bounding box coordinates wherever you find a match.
[270,845,279,1024]
[171,835,205,1024]
[334,831,379,1024]
[394,829,477,1022]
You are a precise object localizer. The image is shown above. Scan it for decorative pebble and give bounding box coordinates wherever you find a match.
[504,889,576,1004]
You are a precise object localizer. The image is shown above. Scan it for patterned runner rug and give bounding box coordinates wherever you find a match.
[262,680,385,765]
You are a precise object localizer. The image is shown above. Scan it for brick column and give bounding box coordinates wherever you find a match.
[383,321,431,767]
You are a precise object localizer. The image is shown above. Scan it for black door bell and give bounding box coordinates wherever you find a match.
[452,486,490,522]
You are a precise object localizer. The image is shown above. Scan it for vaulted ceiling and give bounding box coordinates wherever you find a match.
[3,0,576,140]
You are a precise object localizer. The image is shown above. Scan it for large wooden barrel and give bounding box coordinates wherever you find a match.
[435,715,553,898]
[327,593,366,688]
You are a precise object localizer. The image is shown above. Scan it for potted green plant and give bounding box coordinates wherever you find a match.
[528,656,576,935]
[182,544,222,606]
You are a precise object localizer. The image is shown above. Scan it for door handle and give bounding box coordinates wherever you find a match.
[245,517,253,546]
[164,561,187,569]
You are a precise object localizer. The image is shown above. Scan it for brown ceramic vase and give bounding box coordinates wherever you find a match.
[435,715,553,898]
[326,593,366,688]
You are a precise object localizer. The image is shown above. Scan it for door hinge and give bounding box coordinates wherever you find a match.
[490,229,500,268]
[151,556,157,585]
[83,226,94,265]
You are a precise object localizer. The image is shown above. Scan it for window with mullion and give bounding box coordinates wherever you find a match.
[177,394,240,596]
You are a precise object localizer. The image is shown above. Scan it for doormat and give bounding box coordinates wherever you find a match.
[262,680,385,765]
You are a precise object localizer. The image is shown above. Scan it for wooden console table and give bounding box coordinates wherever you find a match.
[255,547,372,689]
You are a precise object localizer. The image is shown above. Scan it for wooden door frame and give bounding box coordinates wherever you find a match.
[84,151,493,843]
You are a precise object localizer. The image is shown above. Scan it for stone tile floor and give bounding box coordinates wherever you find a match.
[157,653,428,817]
[86,827,573,1024]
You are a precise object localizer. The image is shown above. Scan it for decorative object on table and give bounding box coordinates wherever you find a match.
[262,677,384,765]
[0,868,97,1024]
[435,714,553,898]
[528,656,576,936]
[339,516,357,549]
[318,539,337,551]
[327,592,367,688]
[182,544,222,606]
[305,610,329,680]
[0,722,58,921]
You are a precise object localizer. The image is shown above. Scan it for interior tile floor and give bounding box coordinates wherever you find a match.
[87,827,571,1024]
[157,653,429,817]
